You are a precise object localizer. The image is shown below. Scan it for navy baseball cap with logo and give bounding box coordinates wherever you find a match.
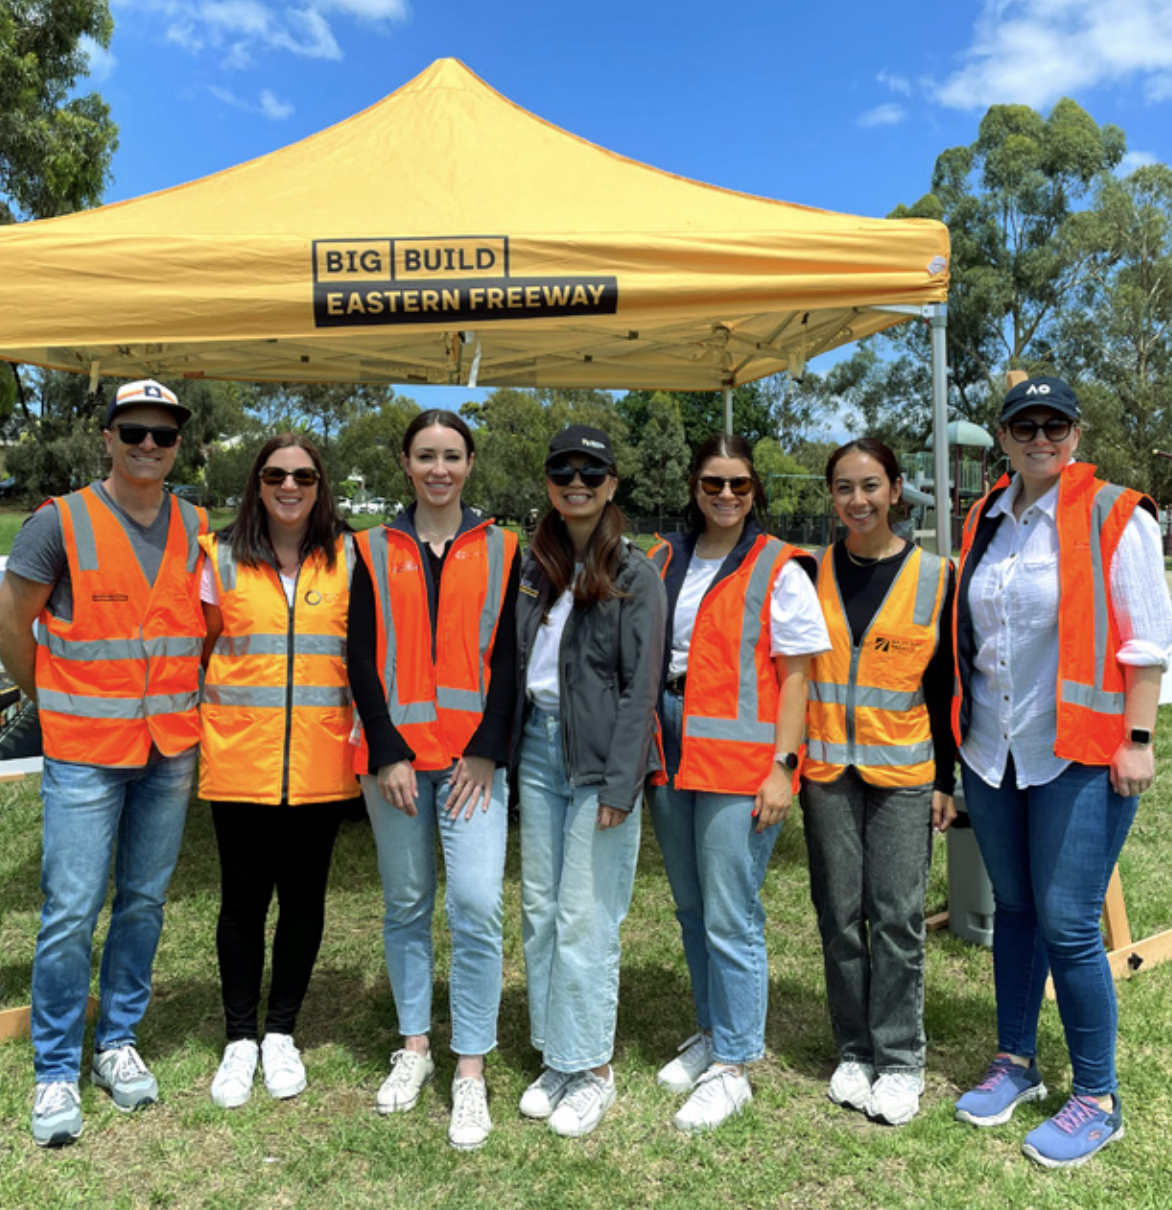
[1000,376,1080,425]
[546,424,616,471]
[104,379,192,429]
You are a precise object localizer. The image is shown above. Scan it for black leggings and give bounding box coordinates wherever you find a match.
[210,800,345,1040]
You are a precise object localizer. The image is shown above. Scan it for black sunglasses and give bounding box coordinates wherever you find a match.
[114,424,180,448]
[1006,417,1074,443]
[698,475,754,497]
[547,462,611,488]
[258,466,321,487]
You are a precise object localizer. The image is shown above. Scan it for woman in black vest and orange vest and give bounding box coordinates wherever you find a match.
[648,433,829,1133]
[200,434,357,1110]
[348,409,519,1152]
[802,438,955,1128]
[951,378,1171,1168]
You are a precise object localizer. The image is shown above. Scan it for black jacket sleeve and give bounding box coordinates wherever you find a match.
[925,567,957,796]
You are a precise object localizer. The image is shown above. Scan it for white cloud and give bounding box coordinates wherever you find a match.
[877,69,912,96]
[1118,150,1160,173]
[209,83,295,119]
[259,88,294,119]
[932,0,1172,111]
[858,103,907,128]
[81,35,118,82]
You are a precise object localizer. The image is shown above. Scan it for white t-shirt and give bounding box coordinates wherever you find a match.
[201,559,297,608]
[525,566,583,713]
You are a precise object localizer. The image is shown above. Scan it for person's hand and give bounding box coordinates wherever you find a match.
[1111,740,1155,798]
[753,766,793,833]
[932,791,957,834]
[376,760,418,816]
[447,755,497,821]
[597,804,629,829]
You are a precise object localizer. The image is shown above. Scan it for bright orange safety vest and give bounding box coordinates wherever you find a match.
[952,464,1153,766]
[35,486,208,767]
[199,532,358,805]
[650,534,813,795]
[804,545,948,787]
[353,520,517,772]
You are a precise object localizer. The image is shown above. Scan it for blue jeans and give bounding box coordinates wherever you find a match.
[519,709,641,1072]
[648,688,780,1066]
[801,769,933,1073]
[32,749,196,1082]
[362,766,507,1057]
[960,756,1137,1096]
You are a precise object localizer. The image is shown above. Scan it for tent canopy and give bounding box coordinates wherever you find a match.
[0,58,948,391]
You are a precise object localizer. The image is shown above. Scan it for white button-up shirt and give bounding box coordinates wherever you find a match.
[961,472,1172,789]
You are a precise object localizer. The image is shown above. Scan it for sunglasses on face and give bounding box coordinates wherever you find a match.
[1006,417,1074,443]
[114,424,180,448]
[546,462,611,488]
[258,466,321,487]
[698,475,754,497]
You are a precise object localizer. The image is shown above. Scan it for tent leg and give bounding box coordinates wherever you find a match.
[929,307,950,558]
[723,385,733,435]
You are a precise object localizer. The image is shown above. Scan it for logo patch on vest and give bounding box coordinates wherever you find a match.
[91,593,130,602]
[872,634,924,655]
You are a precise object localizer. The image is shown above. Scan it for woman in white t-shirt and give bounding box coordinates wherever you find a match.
[647,433,830,1133]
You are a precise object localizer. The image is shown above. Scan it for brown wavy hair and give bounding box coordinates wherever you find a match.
[685,432,767,532]
[530,494,629,606]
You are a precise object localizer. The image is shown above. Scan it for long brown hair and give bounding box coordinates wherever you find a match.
[530,497,629,606]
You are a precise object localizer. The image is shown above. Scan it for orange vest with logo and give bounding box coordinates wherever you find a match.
[805,545,948,787]
[354,521,517,772]
[650,535,812,795]
[199,532,358,805]
[952,464,1152,766]
[35,486,208,767]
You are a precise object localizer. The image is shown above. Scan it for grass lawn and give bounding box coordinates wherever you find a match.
[2,721,1171,1210]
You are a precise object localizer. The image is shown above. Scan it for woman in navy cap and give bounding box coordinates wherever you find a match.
[951,376,1172,1167]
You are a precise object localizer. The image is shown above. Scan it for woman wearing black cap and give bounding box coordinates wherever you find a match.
[512,425,666,1138]
[951,377,1172,1168]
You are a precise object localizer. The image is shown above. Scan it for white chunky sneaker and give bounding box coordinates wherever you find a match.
[519,1067,575,1119]
[827,1060,876,1112]
[211,1039,259,1109]
[260,1033,306,1100]
[448,1076,492,1150]
[867,1071,925,1126]
[376,1048,436,1114]
[547,1070,616,1138]
[656,1031,715,1094]
[673,1065,752,1134]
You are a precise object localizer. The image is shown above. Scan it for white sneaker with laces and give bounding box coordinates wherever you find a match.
[519,1067,575,1119]
[260,1033,306,1100]
[31,1080,83,1147]
[867,1071,925,1126]
[211,1039,259,1109]
[91,1043,158,1111]
[827,1060,876,1112]
[376,1048,436,1114]
[547,1070,616,1138]
[448,1076,492,1150]
[673,1065,752,1133]
[656,1031,715,1094]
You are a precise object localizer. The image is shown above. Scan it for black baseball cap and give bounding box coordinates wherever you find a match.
[546,425,616,471]
[1001,376,1080,425]
[105,379,192,429]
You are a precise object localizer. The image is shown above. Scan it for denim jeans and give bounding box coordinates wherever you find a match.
[32,749,196,1082]
[648,687,780,1066]
[801,768,934,1073]
[960,755,1137,1096]
[362,766,507,1057]
[518,708,641,1073]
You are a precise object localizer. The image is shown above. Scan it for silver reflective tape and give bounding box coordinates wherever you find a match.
[391,700,439,727]
[913,549,944,627]
[202,684,287,709]
[1089,484,1125,701]
[37,688,144,720]
[651,545,669,571]
[212,633,344,658]
[292,685,351,708]
[146,691,199,716]
[143,635,204,660]
[176,498,204,573]
[806,738,934,767]
[436,686,483,713]
[855,685,924,711]
[216,539,239,593]
[343,532,356,587]
[478,527,506,697]
[39,632,200,662]
[60,494,99,571]
[685,715,775,744]
[1060,679,1125,715]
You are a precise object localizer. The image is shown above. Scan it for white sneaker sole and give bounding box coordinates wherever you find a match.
[955,1082,1047,1127]
[377,1070,434,1115]
[1022,1123,1123,1169]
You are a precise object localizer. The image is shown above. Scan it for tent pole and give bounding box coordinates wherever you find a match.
[929,306,950,558]
[723,384,733,435]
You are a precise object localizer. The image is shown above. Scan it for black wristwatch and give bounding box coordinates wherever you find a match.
[1127,727,1153,747]
[773,751,799,771]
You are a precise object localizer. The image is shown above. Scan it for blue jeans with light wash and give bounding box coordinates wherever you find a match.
[649,687,780,1066]
[960,755,1137,1097]
[518,708,642,1073]
[361,765,507,1057]
[32,748,196,1082]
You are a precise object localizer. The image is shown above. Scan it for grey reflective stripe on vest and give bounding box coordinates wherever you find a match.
[651,545,669,572]
[37,687,198,720]
[202,684,351,709]
[808,681,925,711]
[805,738,936,768]
[38,631,202,662]
[213,632,346,658]
[175,498,204,573]
[343,532,356,586]
[685,538,783,747]
[464,525,507,704]
[215,539,240,593]
[59,493,100,571]
[913,549,945,626]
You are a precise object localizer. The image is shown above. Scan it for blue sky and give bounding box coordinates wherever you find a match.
[83,0,1172,411]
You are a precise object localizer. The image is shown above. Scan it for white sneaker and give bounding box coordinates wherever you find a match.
[867,1071,925,1126]
[448,1076,492,1150]
[673,1065,752,1133]
[376,1048,436,1114]
[519,1067,575,1119]
[827,1060,876,1112]
[656,1031,715,1094]
[547,1070,617,1138]
[260,1033,306,1100]
[211,1039,259,1109]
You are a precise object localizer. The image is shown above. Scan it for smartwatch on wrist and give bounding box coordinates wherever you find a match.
[773,751,799,771]
[1127,727,1153,747]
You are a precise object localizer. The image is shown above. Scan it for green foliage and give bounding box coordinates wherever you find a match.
[336,393,421,504]
[618,382,778,450]
[630,392,689,515]
[753,437,824,516]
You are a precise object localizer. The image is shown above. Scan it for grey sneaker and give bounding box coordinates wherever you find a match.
[260,1033,306,1100]
[519,1067,575,1119]
[211,1039,259,1109]
[376,1048,436,1114]
[547,1070,616,1138]
[92,1044,158,1111]
[656,1032,715,1094]
[448,1076,492,1150]
[31,1081,83,1147]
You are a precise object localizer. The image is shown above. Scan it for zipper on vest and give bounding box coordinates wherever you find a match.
[280,564,301,803]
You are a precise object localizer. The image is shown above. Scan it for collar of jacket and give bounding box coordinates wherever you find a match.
[389,500,487,545]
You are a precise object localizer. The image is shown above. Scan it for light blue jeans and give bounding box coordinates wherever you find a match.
[518,708,642,1073]
[32,749,196,1082]
[649,688,781,1066]
[361,766,507,1057]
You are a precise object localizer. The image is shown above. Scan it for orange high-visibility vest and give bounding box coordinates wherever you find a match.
[804,545,948,787]
[952,464,1153,766]
[354,520,517,772]
[199,532,358,805]
[650,535,813,795]
[35,486,208,767]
